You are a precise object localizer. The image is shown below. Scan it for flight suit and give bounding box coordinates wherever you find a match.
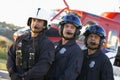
[77,49,114,80]
[6,32,55,80]
[46,40,83,80]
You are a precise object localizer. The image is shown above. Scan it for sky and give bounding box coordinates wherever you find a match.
[0,0,119,27]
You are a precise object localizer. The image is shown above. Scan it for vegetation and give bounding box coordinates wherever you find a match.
[0,36,13,60]
[0,21,22,70]
[0,59,7,70]
[0,21,22,59]
[0,21,22,41]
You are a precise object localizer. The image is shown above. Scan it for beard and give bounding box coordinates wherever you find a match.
[31,26,43,33]
[87,46,98,50]
[87,42,99,50]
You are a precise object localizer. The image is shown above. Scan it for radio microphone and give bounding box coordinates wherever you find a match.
[90,42,98,45]
[34,26,39,29]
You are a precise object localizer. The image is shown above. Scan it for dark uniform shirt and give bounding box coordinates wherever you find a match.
[77,49,114,80]
[46,40,84,80]
[6,32,55,80]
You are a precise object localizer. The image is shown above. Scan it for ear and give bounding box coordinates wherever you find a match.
[43,26,47,30]
[27,18,32,26]
[58,25,62,36]
[76,30,81,35]
[43,26,46,29]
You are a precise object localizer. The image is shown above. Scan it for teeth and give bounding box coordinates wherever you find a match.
[66,32,73,35]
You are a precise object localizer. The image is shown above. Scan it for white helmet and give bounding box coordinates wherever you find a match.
[27,8,52,27]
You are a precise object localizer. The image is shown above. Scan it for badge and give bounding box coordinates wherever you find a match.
[59,47,66,54]
[18,42,22,47]
[89,61,95,68]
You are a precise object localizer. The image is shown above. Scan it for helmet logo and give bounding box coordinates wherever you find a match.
[66,15,76,21]
[36,8,41,16]
[18,42,22,47]
[91,26,97,32]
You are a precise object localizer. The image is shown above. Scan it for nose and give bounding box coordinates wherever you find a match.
[66,26,73,31]
[89,36,96,42]
[33,20,39,25]
[91,36,96,40]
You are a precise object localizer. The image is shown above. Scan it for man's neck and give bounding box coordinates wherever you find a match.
[88,49,97,55]
[62,38,69,45]
[31,32,39,37]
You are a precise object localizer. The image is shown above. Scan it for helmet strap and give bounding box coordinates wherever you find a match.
[85,37,102,50]
[62,35,75,40]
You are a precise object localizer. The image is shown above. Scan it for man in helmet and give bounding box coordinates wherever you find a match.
[77,24,114,80]
[45,13,84,80]
[6,8,55,80]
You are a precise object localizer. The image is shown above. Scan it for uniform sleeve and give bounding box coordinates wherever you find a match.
[6,44,16,74]
[101,58,114,80]
[7,36,27,80]
[58,47,84,80]
[6,36,24,75]
[24,41,55,80]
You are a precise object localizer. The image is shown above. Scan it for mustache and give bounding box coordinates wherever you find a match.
[34,26,39,29]
[89,42,99,45]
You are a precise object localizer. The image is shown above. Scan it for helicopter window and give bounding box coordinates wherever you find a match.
[107,30,118,51]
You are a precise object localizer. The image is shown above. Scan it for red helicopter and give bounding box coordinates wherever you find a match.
[13,1,120,77]
[48,1,120,78]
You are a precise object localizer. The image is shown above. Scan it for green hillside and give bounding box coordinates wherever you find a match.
[0,21,22,60]
[0,21,22,41]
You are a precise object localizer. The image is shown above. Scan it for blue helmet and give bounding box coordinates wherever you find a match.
[59,13,82,29]
[84,24,106,46]
[59,13,82,39]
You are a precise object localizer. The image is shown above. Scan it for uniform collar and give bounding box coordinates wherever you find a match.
[23,32,45,41]
[84,49,102,58]
[58,39,76,47]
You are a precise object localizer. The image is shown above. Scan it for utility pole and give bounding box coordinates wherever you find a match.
[118,0,120,11]
[118,6,120,12]
[115,0,120,12]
